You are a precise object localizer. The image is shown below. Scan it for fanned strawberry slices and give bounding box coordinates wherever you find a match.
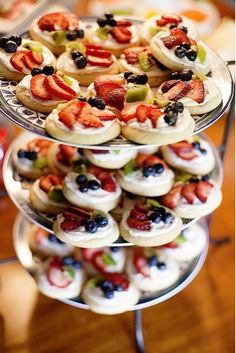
[10,50,43,72]
[161,79,205,103]
[85,44,113,68]
[169,140,198,160]
[121,103,163,127]
[38,12,79,31]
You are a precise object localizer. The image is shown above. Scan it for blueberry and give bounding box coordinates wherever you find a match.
[153,163,164,174]
[109,246,119,252]
[192,141,201,150]
[31,68,43,76]
[9,35,22,46]
[78,95,87,102]
[43,65,54,75]
[75,55,87,69]
[88,96,105,110]
[126,74,137,83]
[107,18,117,27]
[200,148,207,155]
[114,284,123,292]
[149,212,161,223]
[104,290,114,299]
[202,175,210,182]
[189,176,199,183]
[105,13,114,20]
[5,40,17,53]
[142,165,155,177]
[173,101,184,113]
[25,151,37,160]
[162,212,174,224]
[153,206,166,215]
[85,219,98,233]
[97,18,107,27]
[88,179,101,190]
[180,26,188,34]
[79,183,88,193]
[171,71,181,80]
[174,46,186,58]
[182,42,191,50]
[157,261,167,270]
[48,234,63,243]
[73,260,82,269]
[95,216,108,227]
[164,115,177,126]
[99,280,114,291]
[17,149,26,158]
[76,29,85,38]
[147,255,158,267]
[0,37,9,48]
[66,30,78,41]
[71,50,83,60]
[135,74,148,85]
[185,50,197,61]
[76,174,87,184]
[180,69,193,81]
[62,256,74,266]
[124,71,133,80]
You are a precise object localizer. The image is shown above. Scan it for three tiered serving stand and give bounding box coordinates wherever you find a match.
[0,15,234,353]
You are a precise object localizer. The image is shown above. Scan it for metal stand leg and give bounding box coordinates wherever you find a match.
[134,309,146,353]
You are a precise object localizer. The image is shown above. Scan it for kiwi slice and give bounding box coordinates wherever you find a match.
[96,27,109,40]
[47,187,66,203]
[102,253,117,265]
[126,84,148,102]
[192,74,207,81]
[146,199,161,209]
[123,159,136,175]
[154,93,170,108]
[197,44,206,63]
[51,30,67,44]
[148,26,159,38]
[33,156,47,170]
[174,173,192,183]
[138,52,151,72]
[67,41,86,54]
[23,41,43,53]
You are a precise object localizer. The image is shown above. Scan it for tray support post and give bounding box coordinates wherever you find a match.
[134,309,146,353]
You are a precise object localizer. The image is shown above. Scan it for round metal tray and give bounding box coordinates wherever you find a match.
[0,17,234,150]
[4,131,223,246]
[13,213,209,310]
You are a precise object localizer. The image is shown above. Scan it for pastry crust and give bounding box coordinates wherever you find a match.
[53,219,120,248]
[121,117,195,145]
[120,217,183,247]
[83,149,137,169]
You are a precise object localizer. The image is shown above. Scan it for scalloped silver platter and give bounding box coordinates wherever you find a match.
[4,132,223,246]
[13,213,209,310]
[0,17,234,150]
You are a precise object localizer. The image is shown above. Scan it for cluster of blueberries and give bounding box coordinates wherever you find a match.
[71,49,88,69]
[76,174,101,193]
[97,13,117,28]
[31,65,54,77]
[0,35,22,53]
[61,256,82,269]
[189,175,210,183]
[65,28,84,41]
[78,95,106,110]
[97,279,124,299]
[147,255,167,270]
[191,141,207,155]
[17,149,37,160]
[84,215,109,233]
[148,206,174,225]
[142,163,164,177]
[171,68,193,81]
[174,43,197,61]
[163,101,184,126]
[124,72,148,85]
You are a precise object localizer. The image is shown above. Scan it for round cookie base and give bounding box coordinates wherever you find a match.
[29,187,67,215]
[83,149,137,169]
[183,93,222,115]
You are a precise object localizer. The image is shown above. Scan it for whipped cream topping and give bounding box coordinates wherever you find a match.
[32,179,67,207]
[31,232,74,257]
[88,149,137,162]
[98,248,126,273]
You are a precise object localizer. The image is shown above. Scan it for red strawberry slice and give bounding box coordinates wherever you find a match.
[170,141,198,160]
[38,12,78,31]
[136,104,162,127]
[94,74,125,86]
[136,104,148,123]
[78,110,103,128]
[101,177,116,192]
[94,81,125,111]
[123,47,150,64]
[136,153,149,168]
[87,55,113,67]
[65,206,91,219]
[51,74,77,96]
[161,80,180,93]
[134,202,149,214]
[61,219,82,231]
[145,155,167,168]
[127,216,151,231]
[185,80,205,104]
[161,35,182,49]
[156,14,182,26]
[81,248,102,262]
[39,174,63,193]
[104,273,129,290]
[92,251,108,273]
[148,106,163,127]
[86,47,112,58]
[133,248,150,277]
[165,81,191,101]
[56,145,76,165]
[45,75,76,101]
[58,101,84,129]
[10,51,26,72]
[23,51,38,70]
[181,182,196,204]
[30,74,52,100]
[110,26,132,44]
[62,212,87,225]
[34,228,48,244]
[116,20,132,27]
[27,139,52,153]
[163,241,179,249]
[170,27,190,44]
[120,105,137,122]
[161,185,182,208]
[195,181,213,203]
[47,263,72,288]
[28,51,43,65]
[130,209,149,221]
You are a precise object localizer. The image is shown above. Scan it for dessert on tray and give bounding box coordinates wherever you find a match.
[47,144,84,175]
[83,148,137,169]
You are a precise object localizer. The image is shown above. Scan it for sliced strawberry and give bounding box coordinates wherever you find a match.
[161,80,180,93]
[87,55,113,67]
[85,44,103,50]
[57,145,76,165]
[195,181,213,203]
[161,35,182,49]
[27,138,52,154]
[161,185,182,208]
[145,155,167,168]
[52,74,77,96]
[116,20,132,27]
[170,141,198,161]
[95,74,125,86]
[92,251,107,273]
[58,101,84,129]
[156,14,182,26]
[120,105,137,123]
[127,216,151,231]
[81,248,102,262]
[38,12,78,31]
[66,206,90,219]
[61,219,82,231]
[130,209,149,221]
[10,51,26,72]
[123,47,150,64]
[78,111,103,128]
[136,104,148,123]
[166,81,191,101]
[136,153,149,168]
[134,202,148,214]
[94,81,125,111]
[30,74,52,100]
[170,27,190,44]
[23,51,38,71]
[163,241,179,249]
[34,228,48,244]
[148,106,163,127]
[62,211,86,224]
[181,182,196,204]
[110,26,132,44]
[47,263,72,288]
[45,75,76,101]
[133,248,150,277]
[185,80,205,104]
[101,177,116,192]
[104,273,129,290]
[39,174,63,193]
[86,47,112,58]
[28,51,43,65]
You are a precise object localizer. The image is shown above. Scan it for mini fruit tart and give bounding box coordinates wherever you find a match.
[16,66,80,114]
[120,199,183,247]
[157,69,222,115]
[111,191,145,222]
[119,46,170,87]
[30,174,68,215]
[37,256,84,299]
[47,144,84,175]
[120,101,195,145]
[161,222,207,262]
[45,98,121,145]
[57,42,119,86]
[116,152,174,197]
[160,136,215,175]
[13,138,52,179]
[29,11,85,56]
[126,247,180,292]
[141,13,198,45]
[63,164,121,212]
[87,13,141,57]
[0,36,56,82]
[83,148,137,169]
[150,27,210,74]
[29,225,74,258]
[82,273,140,314]
[87,73,152,112]
[85,246,126,274]
[53,206,119,248]
[161,176,222,219]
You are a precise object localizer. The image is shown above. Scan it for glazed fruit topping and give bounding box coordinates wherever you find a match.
[161,77,205,103]
[110,26,132,44]
[94,78,125,111]
[121,103,163,127]
[161,185,182,208]
[169,140,198,160]
[44,74,76,100]
[39,174,63,193]
[56,145,77,166]
[127,216,151,231]
[10,50,43,72]
[123,46,152,65]
[156,14,182,27]
[87,165,117,192]
[38,12,79,32]
[185,80,205,103]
